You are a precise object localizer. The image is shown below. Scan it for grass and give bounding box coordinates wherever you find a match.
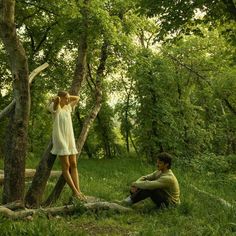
[0,156,236,235]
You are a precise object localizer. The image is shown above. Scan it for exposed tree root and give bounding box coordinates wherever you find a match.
[0,197,132,220]
[190,184,234,209]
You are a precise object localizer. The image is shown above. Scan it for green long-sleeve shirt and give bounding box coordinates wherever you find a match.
[132,169,180,205]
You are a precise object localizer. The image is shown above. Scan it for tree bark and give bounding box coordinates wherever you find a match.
[70,0,89,96]
[0,0,30,203]
[25,0,89,208]
[24,141,57,207]
[44,39,108,206]
[75,110,94,159]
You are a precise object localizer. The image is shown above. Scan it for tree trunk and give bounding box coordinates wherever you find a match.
[149,79,160,162]
[70,0,89,96]
[24,141,57,207]
[25,1,89,208]
[0,0,30,203]
[121,75,135,154]
[96,113,112,158]
[129,133,138,154]
[44,39,108,206]
[75,110,93,159]
[124,87,131,153]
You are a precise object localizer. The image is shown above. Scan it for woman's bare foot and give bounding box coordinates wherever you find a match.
[74,191,87,201]
[78,192,87,201]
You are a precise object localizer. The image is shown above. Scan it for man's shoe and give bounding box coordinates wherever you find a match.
[114,196,133,207]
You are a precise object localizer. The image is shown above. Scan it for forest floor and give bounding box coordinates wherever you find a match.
[0,156,236,236]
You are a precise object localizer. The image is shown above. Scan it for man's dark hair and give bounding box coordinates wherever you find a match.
[157,152,172,169]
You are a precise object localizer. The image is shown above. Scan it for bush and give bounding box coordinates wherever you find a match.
[189,153,231,174]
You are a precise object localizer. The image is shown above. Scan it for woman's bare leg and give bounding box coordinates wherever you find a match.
[69,155,86,200]
[69,155,80,192]
[59,155,81,197]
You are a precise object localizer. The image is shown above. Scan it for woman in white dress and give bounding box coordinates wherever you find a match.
[49,91,85,200]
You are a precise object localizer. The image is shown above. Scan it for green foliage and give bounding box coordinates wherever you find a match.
[128,49,178,160]
[115,27,236,161]
[137,0,236,42]
[189,153,232,174]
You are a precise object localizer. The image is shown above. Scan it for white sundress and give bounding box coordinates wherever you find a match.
[48,102,78,156]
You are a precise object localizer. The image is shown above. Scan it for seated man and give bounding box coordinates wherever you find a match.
[123,152,180,208]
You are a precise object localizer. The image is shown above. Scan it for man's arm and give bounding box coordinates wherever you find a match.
[132,176,170,190]
[136,171,158,182]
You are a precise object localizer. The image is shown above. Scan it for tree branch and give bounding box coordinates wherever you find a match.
[190,184,234,209]
[223,98,236,115]
[29,62,49,83]
[162,50,211,85]
[35,21,58,53]
[0,62,49,120]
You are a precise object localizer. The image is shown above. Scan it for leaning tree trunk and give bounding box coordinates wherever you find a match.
[24,0,89,208]
[44,89,102,206]
[0,0,30,203]
[43,39,108,206]
[86,71,113,159]
[75,110,94,159]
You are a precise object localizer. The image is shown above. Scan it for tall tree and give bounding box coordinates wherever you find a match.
[25,0,90,208]
[0,0,30,203]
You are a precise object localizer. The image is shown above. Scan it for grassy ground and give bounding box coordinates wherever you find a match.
[0,157,236,236]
